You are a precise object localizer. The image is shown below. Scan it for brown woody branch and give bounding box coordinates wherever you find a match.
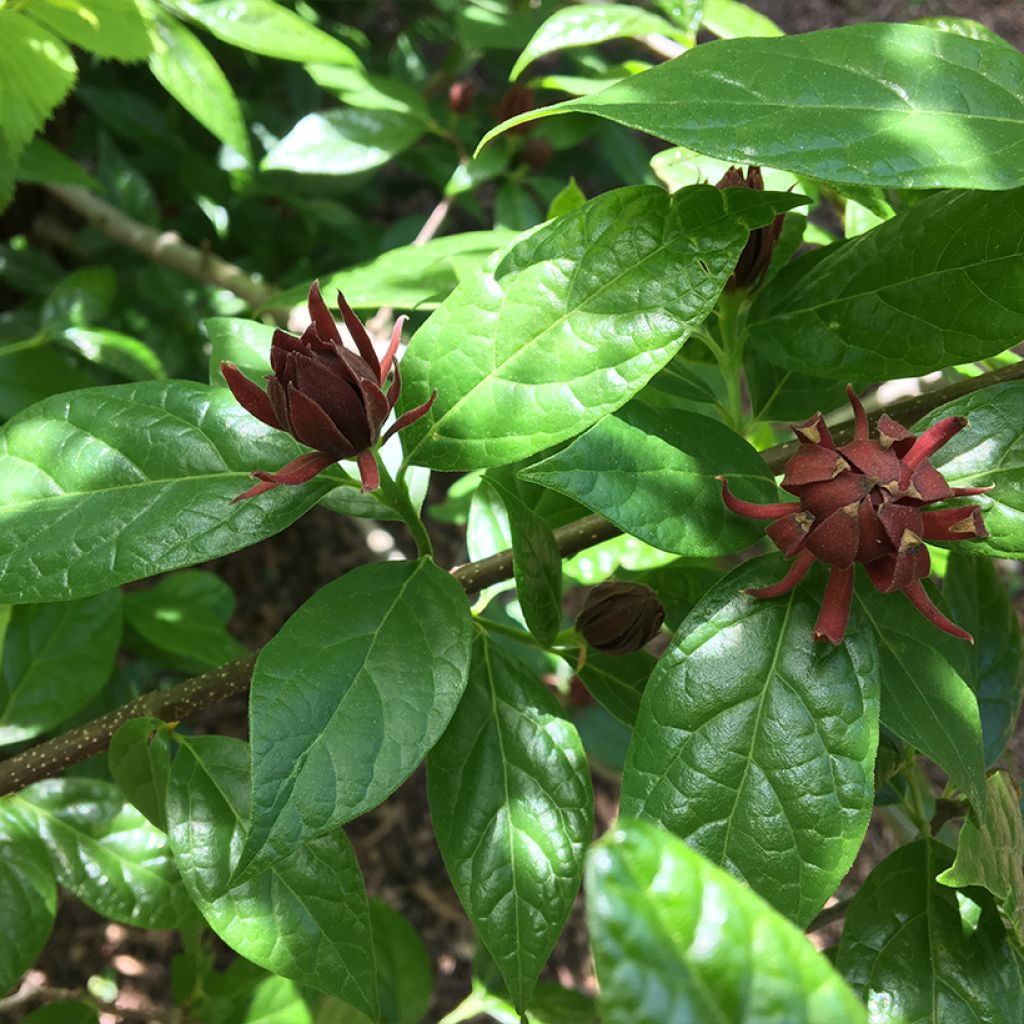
[0,361,1019,797]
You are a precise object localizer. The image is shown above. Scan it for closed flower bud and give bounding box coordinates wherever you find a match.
[221,281,436,501]
[576,582,665,655]
[720,386,991,645]
[714,165,784,291]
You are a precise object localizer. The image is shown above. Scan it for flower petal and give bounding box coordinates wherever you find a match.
[221,362,280,429]
[798,473,874,521]
[382,389,437,444]
[812,565,854,644]
[846,384,869,442]
[231,450,336,502]
[805,502,861,568]
[766,510,814,556]
[746,549,816,598]
[718,477,801,520]
[877,503,924,549]
[781,446,850,492]
[307,280,344,347]
[902,415,968,471]
[921,505,988,541]
[856,497,889,563]
[790,411,834,448]
[294,354,371,450]
[336,290,380,380]
[357,449,379,492]
[287,384,356,457]
[380,315,406,385]
[903,581,973,642]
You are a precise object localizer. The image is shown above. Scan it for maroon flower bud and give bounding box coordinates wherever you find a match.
[575,582,665,655]
[720,386,991,645]
[221,281,436,501]
[448,80,476,114]
[495,84,535,134]
[714,165,784,291]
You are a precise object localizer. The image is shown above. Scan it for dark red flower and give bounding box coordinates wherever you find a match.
[576,581,666,655]
[720,387,990,644]
[715,165,784,291]
[221,282,435,501]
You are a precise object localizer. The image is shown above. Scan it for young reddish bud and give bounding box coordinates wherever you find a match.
[714,165,785,291]
[222,281,435,500]
[448,80,476,113]
[575,582,665,655]
[721,387,989,643]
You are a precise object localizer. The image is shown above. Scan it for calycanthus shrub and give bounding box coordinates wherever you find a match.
[1,3,1024,1022]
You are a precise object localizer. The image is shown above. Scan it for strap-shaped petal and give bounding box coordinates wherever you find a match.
[231,450,336,502]
[221,362,280,429]
[812,565,854,644]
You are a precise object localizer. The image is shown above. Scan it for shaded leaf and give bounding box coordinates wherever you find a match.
[108,716,173,832]
[27,0,152,60]
[428,633,593,1010]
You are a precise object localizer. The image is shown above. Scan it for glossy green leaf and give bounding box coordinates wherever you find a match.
[123,570,246,672]
[701,0,782,38]
[853,582,987,814]
[0,381,343,604]
[243,977,312,1024]
[915,16,1018,49]
[0,10,77,163]
[400,183,806,471]
[305,64,430,122]
[938,770,1024,949]
[745,356,848,424]
[837,839,1024,1022]
[269,230,517,312]
[22,1001,99,1024]
[479,23,1024,190]
[60,327,166,380]
[573,648,655,726]
[108,716,172,831]
[172,0,360,66]
[485,473,562,645]
[27,0,152,60]
[368,900,432,1024]
[510,4,684,81]
[148,11,253,166]
[0,590,122,745]
[0,342,94,422]
[650,145,797,194]
[588,819,867,1023]
[521,402,780,557]
[748,188,1024,380]
[0,809,56,996]
[916,382,1024,559]
[546,177,586,220]
[166,735,378,1018]
[42,266,116,329]
[237,558,473,881]
[15,778,195,929]
[206,315,273,385]
[943,552,1023,765]
[262,109,423,176]
[428,633,593,1010]
[621,558,880,925]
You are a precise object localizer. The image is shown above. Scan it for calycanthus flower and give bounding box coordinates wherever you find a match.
[221,282,435,501]
[720,387,990,644]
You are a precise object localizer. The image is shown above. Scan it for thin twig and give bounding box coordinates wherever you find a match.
[0,361,1016,797]
[0,980,176,1023]
[44,184,281,316]
[805,897,850,933]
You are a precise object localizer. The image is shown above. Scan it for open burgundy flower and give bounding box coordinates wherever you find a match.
[221,282,435,500]
[720,387,990,644]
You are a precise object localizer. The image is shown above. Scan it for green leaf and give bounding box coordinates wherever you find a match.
[587,819,867,1024]
[509,4,685,82]
[621,557,880,925]
[478,23,1024,190]
[495,180,542,231]
[41,266,116,329]
[237,558,473,881]
[123,570,246,672]
[563,533,676,585]
[206,316,274,385]
[573,648,655,726]
[400,183,806,471]
[15,778,195,929]
[428,633,593,1011]
[650,145,798,194]
[0,810,56,996]
[937,770,1024,949]
[166,735,378,1018]
[172,0,360,66]
[268,230,517,312]
[15,137,100,190]
[368,900,432,1024]
[0,11,77,162]
[22,1002,99,1024]
[59,327,166,380]
[0,381,342,604]
[914,16,1018,49]
[700,0,783,38]
[26,0,152,60]
[748,188,1024,380]
[744,357,848,424]
[915,382,1024,559]
[853,581,987,815]
[108,717,172,831]
[243,977,312,1024]
[0,591,122,745]
[546,177,586,220]
[305,64,430,122]
[148,11,253,166]
[485,472,562,646]
[521,401,781,557]
[943,552,1023,765]
[837,839,1024,1022]
[262,109,423,176]
[0,341,95,422]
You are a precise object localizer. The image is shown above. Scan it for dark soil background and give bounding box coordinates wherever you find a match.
[5,2,1024,1022]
